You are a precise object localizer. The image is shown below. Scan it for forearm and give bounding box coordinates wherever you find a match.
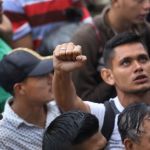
[53,42,90,112]
[12,34,33,49]
[53,70,83,111]
[0,15,12,46]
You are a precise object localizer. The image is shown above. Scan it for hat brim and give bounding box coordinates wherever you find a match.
[28,59,53,76]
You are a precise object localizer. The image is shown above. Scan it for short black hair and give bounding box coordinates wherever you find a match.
[0,113,2,120]
[42,111,99,150]
[103,32,148,67]
[118,103,150,143]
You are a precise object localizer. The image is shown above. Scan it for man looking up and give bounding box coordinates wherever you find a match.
[53,32,150,149]
[71,0,150,102]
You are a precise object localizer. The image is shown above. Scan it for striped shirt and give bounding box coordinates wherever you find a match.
[0,98,60,150]
[3,0,92,50]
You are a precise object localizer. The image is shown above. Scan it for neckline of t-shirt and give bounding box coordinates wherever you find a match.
[111,97,124,112]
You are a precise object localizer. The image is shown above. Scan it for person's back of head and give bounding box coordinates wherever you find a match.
[42,111,105,150]
[118,103,150,150]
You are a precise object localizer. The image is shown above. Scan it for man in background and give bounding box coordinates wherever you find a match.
[3,0,92,55]
[52,32,150,149]
[71,0,150,102]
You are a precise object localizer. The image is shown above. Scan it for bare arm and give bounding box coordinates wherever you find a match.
[53,42,90,112]
[12,33,33,49]
[0,15,12,45]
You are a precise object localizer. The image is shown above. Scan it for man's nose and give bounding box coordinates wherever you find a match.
[143,0,150,12]
[134,61,143,72]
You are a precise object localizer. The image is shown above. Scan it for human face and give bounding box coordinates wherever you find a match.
[73,132,107,150]
[20,73,53,104]
[126,117,150,150]
[110,42,150,94]
[117,0,150,24]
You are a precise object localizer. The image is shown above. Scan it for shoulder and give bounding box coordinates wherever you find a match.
[84,101,105,129]
[72,23,96,39]
[110,97,124,113]
[93,14,102,24]
[0,119,13,140]
[71,22,101,50]
[0,123,23,150]
[3,0,23,11]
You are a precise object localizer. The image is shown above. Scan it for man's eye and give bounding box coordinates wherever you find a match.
[139,57,149,63]
[121,60,130,66]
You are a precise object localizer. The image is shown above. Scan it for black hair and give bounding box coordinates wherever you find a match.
[42,111,99,150]
[0,113,2,120]
[103,32,148,67]
[118,103,150,143]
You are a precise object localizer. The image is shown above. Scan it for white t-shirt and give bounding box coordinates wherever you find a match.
[85,97,125,150]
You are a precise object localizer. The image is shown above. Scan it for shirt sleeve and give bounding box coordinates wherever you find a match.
[3,0,31,40]
[84,101,105,130]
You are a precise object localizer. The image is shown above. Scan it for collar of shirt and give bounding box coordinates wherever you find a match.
[2,97,25,128]
[111,96,124,112]
[2,97,60,129]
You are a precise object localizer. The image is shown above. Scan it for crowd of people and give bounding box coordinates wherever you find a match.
[1,0,150,150]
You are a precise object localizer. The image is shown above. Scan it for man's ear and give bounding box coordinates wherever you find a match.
[101,68,115,85]
[13,83,25,95]
[124,138,134,150]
